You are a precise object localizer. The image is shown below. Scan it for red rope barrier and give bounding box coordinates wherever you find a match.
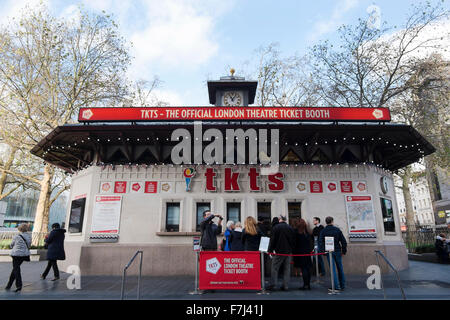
[266,252,327,257]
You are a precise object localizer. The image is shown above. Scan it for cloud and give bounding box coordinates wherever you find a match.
[308,0,360,41]
[0,0,50,25]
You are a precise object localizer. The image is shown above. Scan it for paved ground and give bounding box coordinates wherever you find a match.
[0,260,448,300]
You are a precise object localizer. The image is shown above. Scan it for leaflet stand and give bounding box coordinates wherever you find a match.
[189,239,203,295]
[325,236,339,295]
[257,237,270,295]
[313,236,320,284]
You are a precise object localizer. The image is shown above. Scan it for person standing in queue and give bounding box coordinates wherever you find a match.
[293,218,313,290]
[242,216,263,251]
[41,223,66,281]
[5,223,31,292]
[267,215,296,291]
[312,217,325,276]
[223,221,234,251]
[200,210,223,251]
[319,216,347,292]
[230,222,245,251]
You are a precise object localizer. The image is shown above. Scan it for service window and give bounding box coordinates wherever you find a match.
[68,198,86,233]
[196,202,211,231]
[288,202,302,227]
[166,203,180,232]
[380,198,395,233]
[227,202,241,224]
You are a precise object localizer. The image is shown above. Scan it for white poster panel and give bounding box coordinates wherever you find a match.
[99,181,113,194]
[345,195,377,235]
[259,236,270,252]
[354,181,368,193]
[294,181,308,193]
[91,195,122,234]
[325,237,334,251]
[325,181,338,194]
[130,181,144,193]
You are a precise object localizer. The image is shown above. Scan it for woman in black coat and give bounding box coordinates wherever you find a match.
[293,218,313,290]
[41,223,66,281]
[230,222,245,251]
[241,217,263,251]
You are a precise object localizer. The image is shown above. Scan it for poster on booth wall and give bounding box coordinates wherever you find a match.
[99,181,113,194]
[325,181,338,193]
[345,195,377,235]
[91,195,122,233]
[354,181,368,193]
[199,251,261,290]
[294,181,308,194]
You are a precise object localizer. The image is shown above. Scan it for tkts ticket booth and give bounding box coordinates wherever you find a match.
[31,73,434,276]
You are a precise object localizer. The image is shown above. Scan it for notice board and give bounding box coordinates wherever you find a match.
[91,195,122,233]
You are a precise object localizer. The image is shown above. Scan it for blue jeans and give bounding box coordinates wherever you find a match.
[313,255,325,275]
[326,252,346,290]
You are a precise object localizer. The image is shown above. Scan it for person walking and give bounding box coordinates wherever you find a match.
[200,210,223,251]
[230,221,245,251]
[41,223,66,281]
[267,215,296,291]
[319,216,347,292]
[312,217,325,276]
[223,221,234,251]
[241,216,263,251]
[5,223,31,292]
[435,233,449,264]
[293,218,313,290]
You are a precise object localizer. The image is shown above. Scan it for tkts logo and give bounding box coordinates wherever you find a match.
[183,168,196,191]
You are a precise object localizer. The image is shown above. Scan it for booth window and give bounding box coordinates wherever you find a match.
[68,198,86,233]
[196,202,210,231]
[166,203,180,232]
[227,202,241,223]
[288,202,302,227]
[380,198,395,233]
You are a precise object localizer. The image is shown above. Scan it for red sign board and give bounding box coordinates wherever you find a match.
[78,106,391,122]
[199,251,261,290]
[310,181,323,193]
[114,181,127,193]
[145,181,158,193]
[340,181,353,193]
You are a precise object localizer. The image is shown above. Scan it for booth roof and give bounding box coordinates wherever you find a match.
[30,122,435,173]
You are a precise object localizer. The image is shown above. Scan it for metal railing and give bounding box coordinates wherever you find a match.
[120,250,143,300]
[402,225,447,253]
[374,250,406,300]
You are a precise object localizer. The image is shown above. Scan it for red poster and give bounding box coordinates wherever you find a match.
[310,181,323,193]
[79,106,391,122]
[340,181,353,193]
[199,251,261,290]
[114,181,127,193]
[145,181,158,193]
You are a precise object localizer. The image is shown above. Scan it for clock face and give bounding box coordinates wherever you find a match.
[380,176,389,194]
[222,91,243,106]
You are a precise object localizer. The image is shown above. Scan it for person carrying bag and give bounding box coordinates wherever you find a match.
[5,223,32,292]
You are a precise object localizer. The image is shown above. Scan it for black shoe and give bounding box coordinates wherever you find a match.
[299,286,311,290]
[5,286,11,291]
[14,287,22,292]
[328,287,341,292]
[40,274,46,280]
[280,287,288,291]
[266,285,277,291]
[51,277,60,281]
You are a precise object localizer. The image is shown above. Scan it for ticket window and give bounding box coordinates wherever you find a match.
[227,202,241,224]
[257,202,272,236]
[196,202,211,232]
[288,202,302,227]
[166,203,180,232]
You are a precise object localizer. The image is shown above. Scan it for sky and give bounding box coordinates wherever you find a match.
[0,0,449,106]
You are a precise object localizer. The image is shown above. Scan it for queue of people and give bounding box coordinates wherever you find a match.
[4,223,66,292]
[199,210,348,292]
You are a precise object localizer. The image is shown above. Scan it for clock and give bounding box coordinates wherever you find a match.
[222,91,243,106]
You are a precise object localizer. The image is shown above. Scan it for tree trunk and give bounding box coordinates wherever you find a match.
[402,166,416,228]
[0,146,18,197]
[32,163,54,245]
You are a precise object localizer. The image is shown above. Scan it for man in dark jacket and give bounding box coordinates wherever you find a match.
[312,217,325,276]
[200,210,223,251]
[267,215,295,291]
[41,223,66,281]
[319,216,347,291]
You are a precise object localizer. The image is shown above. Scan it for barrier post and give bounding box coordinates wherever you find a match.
[328,251,337,295]
[189,251,202,295]
[257,251,269,295]
[314,236,319,283]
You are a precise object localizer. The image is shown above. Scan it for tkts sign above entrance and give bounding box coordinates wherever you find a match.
[78,106,391,122]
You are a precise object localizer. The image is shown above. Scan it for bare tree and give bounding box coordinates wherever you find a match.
[0,4,131,236]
